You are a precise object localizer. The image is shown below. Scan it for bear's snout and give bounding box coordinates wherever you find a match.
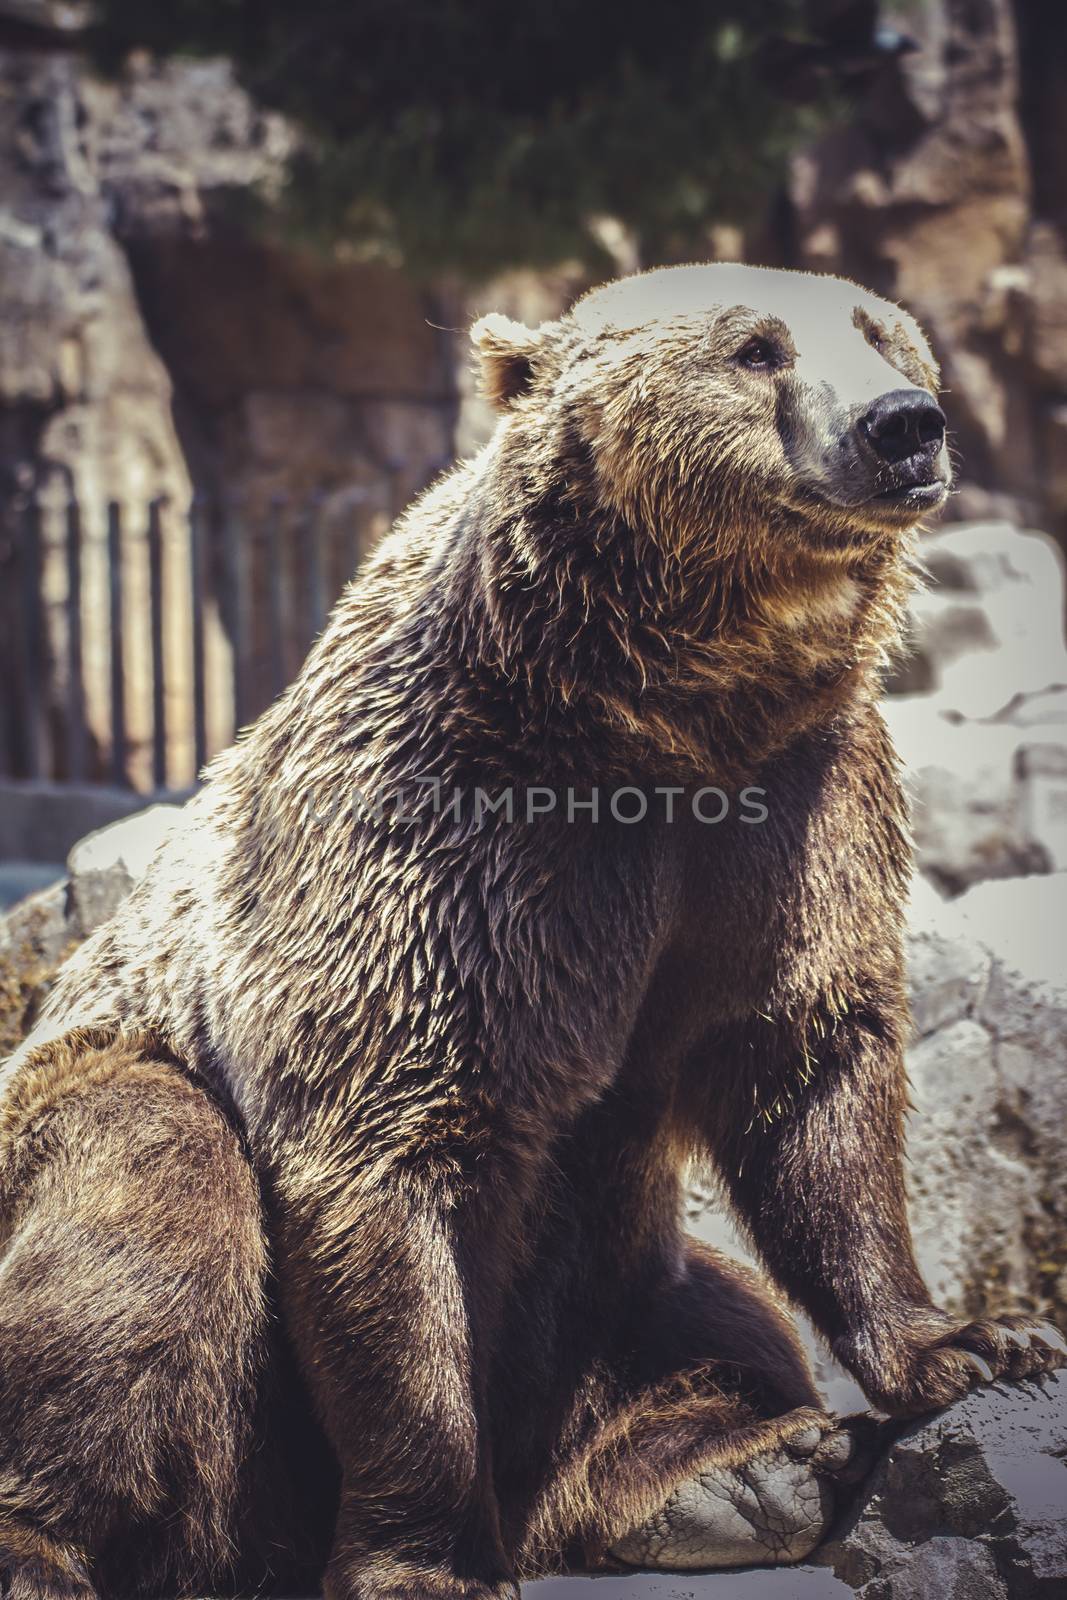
[783,374,950,526]
[858,389,945,467]
[847,386,950,513]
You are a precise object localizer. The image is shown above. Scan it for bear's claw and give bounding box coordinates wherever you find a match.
[840,1312,1067,1415]
[960,1351,995,1384]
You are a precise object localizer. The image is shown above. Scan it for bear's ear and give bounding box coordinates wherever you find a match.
[470,312,543,411]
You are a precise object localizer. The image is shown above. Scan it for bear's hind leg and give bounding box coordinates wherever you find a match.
[518,1241,875,1575]
[0,1030,270,1598]
[0,1518,96,1600]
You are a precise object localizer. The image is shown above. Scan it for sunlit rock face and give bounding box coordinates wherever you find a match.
[789,0,1067,545]
[0,29,454,785]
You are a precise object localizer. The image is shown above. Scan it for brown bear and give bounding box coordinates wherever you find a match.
[0,263,1063,1600]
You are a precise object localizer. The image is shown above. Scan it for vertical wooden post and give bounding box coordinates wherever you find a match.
[148,497,167,791]
[344,486,370,587]
[65,489,87,782]
[221,497,246,736]
[21,488,44,780]
[107,499,127,787]
[188,496,208,779]
[386,459,405,525]
[307,492,327,643]
[266,494,288,698]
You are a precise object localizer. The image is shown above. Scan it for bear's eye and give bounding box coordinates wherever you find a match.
[734,336,781,371]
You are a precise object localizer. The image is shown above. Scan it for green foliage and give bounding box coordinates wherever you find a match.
[90,1,849,277]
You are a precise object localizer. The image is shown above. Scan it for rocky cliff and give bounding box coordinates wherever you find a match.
[0,4,456,512]
[789,0,1067,541]
[0,4,460,785]
[3,1,1066,534]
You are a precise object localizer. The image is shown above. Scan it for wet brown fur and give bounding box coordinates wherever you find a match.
[0,265,1062,1599]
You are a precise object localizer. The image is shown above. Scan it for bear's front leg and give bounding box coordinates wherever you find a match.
[704,1005,1066,1419]
[269,1129,523,1600]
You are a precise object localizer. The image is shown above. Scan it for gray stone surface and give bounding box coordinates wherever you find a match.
[815,1373,1067,1598]
[900,873,1067,1320]
[0,801,179,1051]
[0,39,456,786]
[65,799,179,931]
[526,1571,852,1598]
[884,523,1067,894]
[788,0,1067,537]
[608,1419,864,1573]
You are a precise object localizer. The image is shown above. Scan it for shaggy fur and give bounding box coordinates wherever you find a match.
[0,264,1063,1600]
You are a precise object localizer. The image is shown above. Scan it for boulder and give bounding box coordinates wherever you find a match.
[787,0,1067,538]
[0,876,74,1054]
[884,701,1062,894]
[0,801,179,1051]
[881,870,1067,1328]
[815,1373,1067,1599]
[64,799,179,931]
[897,524,1067,715]
[526,1566,853,1597]
[0,40,456,784]
[884,523,1067,893]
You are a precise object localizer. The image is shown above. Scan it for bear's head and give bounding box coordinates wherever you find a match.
[472,263,949,574]
[462,263,950,774]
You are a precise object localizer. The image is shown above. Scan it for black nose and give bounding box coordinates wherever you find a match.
[860,389,945,464]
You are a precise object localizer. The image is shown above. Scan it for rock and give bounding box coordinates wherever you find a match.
[0,49,190,504]
[0,41,454,513]
[904,874,991,1039]
[905,874,1067,1322]
[0,40,457,787]
[883,522,1067,894]
[522,1384,1067,1595]
[525,1567,853,1597]
[904,1018,1024,1313]
[783,0,1067,546]
[65,800,179,931]
[900,524,1067,718]
[788,0,1049,532]
[90,54,292,239]
[884,701,1055,893]
[816,1373,1067,1598]
[0,877,73,1053]
[950,873,1067,1000]
[0,801,179,1050]
[885,701,1067,894]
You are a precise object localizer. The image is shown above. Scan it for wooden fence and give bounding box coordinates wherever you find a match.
[0,462,441,792]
